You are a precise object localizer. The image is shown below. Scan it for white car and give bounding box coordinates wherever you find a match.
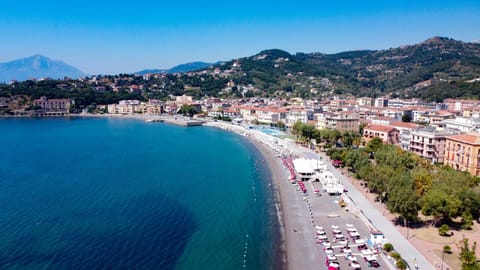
[347,227,357,233]
[329,262,340,268]
[324,247,334,254]
[327,254,337,261]
[339,239,348,245]
[317,234,328,240]
[334,233,344,238]
[322,241,331,248]
[350,261,361,269]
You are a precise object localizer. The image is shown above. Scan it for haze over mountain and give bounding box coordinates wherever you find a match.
[0,55,84,82]
[135,62,212,75]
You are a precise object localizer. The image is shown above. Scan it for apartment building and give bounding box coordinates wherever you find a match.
[444,133,480,176]
[409,127,461,163]
[442,116,480,133]
[33,96,72,116]
[363,125,400,145]
[325,113,359,132]
[286,109,313,127]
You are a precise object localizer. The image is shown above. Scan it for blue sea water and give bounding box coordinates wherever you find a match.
[0,118,280,270]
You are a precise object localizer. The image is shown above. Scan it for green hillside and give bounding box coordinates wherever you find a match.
[209,37,480,100]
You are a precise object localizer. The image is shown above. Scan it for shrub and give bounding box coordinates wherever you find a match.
[383,243,394,252]
[461,211,473,230]
[396,259,408,270]
[443,245,452,254]
[390,251,401,260]
[439,224,450,236]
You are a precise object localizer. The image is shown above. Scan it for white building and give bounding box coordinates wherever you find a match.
[442,116,480,133]
[286,109,313,127]
[374,97,388,107]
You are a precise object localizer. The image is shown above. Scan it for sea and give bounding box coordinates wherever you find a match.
[0,117,281,270]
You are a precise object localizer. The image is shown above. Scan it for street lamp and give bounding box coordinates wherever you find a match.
[406,221,409,240]
[441,248,445,270]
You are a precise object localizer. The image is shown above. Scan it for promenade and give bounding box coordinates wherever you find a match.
[318,151,433,270]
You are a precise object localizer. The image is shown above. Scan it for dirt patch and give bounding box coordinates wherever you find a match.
[414,227,457,245]
[433,249,461,270]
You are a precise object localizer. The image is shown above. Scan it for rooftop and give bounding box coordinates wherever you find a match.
[389,121,419,129]
[446,133,480,145]
[364,124,398,133]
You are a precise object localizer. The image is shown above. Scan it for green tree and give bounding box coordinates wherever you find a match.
[459,239,480,270]
[383,243,394,252]
[401,114,412,122]
[421,188,462,225]
[365,137,383,154]
[177,104,198,116]
[395,259,408,270]
[292,121,303,136]
[364,164,395,199]
[359,122,367,136]
[299,123,316,141]
[462,211,474,230]
[411,167,433,196]
[439,224,450,236]
[387,174,420,226]
[342,131,355,147]
[345,148,369,174]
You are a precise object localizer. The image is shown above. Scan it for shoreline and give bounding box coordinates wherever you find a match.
[204,121,323,270]
[203,122,291,268]
[240,136,288,270]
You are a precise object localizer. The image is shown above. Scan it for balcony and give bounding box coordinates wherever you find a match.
[409,144,424,151]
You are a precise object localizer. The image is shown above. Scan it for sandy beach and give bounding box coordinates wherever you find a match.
[205,121,331,270]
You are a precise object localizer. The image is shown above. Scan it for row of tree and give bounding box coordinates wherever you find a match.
[326,137,480,229]
[291,121,365,148]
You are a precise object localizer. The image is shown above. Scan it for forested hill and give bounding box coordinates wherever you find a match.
[1,37,479,106]
[208,36,480,101]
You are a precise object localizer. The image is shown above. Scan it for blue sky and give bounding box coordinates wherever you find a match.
[1,0,479,75]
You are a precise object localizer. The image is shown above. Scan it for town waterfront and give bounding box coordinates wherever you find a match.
[0,118,279,270]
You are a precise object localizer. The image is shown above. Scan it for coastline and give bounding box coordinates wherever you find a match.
[202,122,288,269]
[204,121,323,270]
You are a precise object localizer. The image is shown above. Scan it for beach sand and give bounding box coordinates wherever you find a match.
[205,122,323,270]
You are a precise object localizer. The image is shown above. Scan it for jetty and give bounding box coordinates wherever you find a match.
[163,117,205,127]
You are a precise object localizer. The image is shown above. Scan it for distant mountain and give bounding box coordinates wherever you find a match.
[135,61,212,75]
[168,62,212,73]
[0,55,84,82]
[135,69,168,75]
